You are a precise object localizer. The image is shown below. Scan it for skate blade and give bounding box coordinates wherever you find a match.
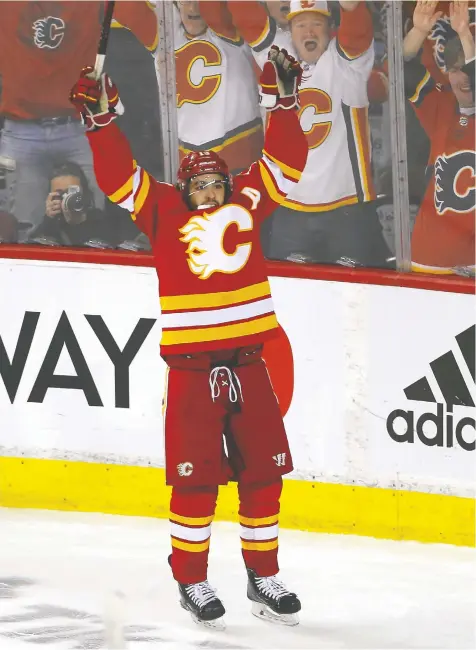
[181,603,227,631]
[251,601,299,627]
[192,613,226,631]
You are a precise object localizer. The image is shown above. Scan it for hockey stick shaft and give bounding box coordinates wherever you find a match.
[93,0,116,80]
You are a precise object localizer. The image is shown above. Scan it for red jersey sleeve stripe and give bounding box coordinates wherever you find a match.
[262,149,302,181]
[135,169,151,214]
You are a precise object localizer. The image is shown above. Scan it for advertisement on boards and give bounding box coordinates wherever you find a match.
[0,259,474,498]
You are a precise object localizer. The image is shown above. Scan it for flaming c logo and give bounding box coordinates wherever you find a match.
[434,151,476,215]
[179,205,253,280]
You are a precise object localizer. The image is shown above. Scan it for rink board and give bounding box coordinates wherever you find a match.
[0,457,474,546]
[0,258,475,547]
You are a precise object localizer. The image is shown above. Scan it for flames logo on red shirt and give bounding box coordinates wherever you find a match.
[434,150,476,215]
[33,16,66,49]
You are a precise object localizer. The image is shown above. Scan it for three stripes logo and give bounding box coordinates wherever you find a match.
[386,325,475,452]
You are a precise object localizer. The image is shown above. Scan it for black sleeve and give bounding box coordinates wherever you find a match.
[404,53,436,105]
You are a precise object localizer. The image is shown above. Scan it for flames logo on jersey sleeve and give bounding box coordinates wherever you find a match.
[179,205,253,280]
[434,151,476,215]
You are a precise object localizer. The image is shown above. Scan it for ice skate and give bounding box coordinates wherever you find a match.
[178,580,226,630]
[247,569,301,626]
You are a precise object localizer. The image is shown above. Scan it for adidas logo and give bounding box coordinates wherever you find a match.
[386,325,475,452]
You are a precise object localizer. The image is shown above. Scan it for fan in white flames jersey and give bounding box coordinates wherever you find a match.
[225,0,376,211]
[172,1,264,174]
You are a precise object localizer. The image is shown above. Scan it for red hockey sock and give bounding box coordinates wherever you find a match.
[169,486,218,584]
[238,478,283,577]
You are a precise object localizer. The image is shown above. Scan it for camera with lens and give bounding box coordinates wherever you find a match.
[55,185,87,217]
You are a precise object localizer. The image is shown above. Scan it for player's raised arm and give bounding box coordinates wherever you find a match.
[240,47,308,212]
[69,67,175,238]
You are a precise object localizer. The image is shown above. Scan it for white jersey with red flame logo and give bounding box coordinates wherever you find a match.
[220,1,376,211]
[171,6,263,173]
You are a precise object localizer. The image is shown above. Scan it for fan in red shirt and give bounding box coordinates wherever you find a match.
[0,1,158,231]
[70,47,308,628]
[404,1,475,87]
[404,0,475,274]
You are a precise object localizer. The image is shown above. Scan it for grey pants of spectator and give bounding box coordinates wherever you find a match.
[0,118,104,231]
[263,202,392,268]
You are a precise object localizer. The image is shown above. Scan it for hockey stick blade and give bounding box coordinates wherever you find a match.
[93,0,116,80]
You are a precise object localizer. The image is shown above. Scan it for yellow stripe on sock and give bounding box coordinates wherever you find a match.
[170,512,214,526]
[171,538,210,553]
[239,514,279,527]
[241,539,278,551]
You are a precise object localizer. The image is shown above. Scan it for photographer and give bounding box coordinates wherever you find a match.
[30,161,114,247]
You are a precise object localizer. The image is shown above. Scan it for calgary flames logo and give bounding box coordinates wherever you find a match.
[428,17,453,73]
[434,151,476,215]
[32,16,66,49]
[429,9,475,73]
[179,205,253,280]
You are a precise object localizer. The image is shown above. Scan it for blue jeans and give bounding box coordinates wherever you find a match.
[0,118,104,230]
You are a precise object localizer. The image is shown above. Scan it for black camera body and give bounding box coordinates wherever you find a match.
[55,185,87,217]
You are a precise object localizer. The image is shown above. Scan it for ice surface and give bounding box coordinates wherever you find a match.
[0,507,474,649]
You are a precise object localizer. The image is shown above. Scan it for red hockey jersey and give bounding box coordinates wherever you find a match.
[87,109,308,354]
[407,60,475,273]
[0,1,158,120]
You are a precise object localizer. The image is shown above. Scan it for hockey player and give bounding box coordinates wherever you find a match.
[404,0,475,273]
[70,47,308,628]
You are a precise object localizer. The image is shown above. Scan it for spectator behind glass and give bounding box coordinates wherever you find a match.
[223,0,390,268]
[174,1,264,175]
[28,161,114,248]
[0,2,155,233]
[266,1,291,29]
[403,1,475,87]
[404,0,475,274]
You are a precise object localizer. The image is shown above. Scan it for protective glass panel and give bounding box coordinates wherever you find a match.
[402,0,475,276]
[168,0,395,269]
[0,0,162,251]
